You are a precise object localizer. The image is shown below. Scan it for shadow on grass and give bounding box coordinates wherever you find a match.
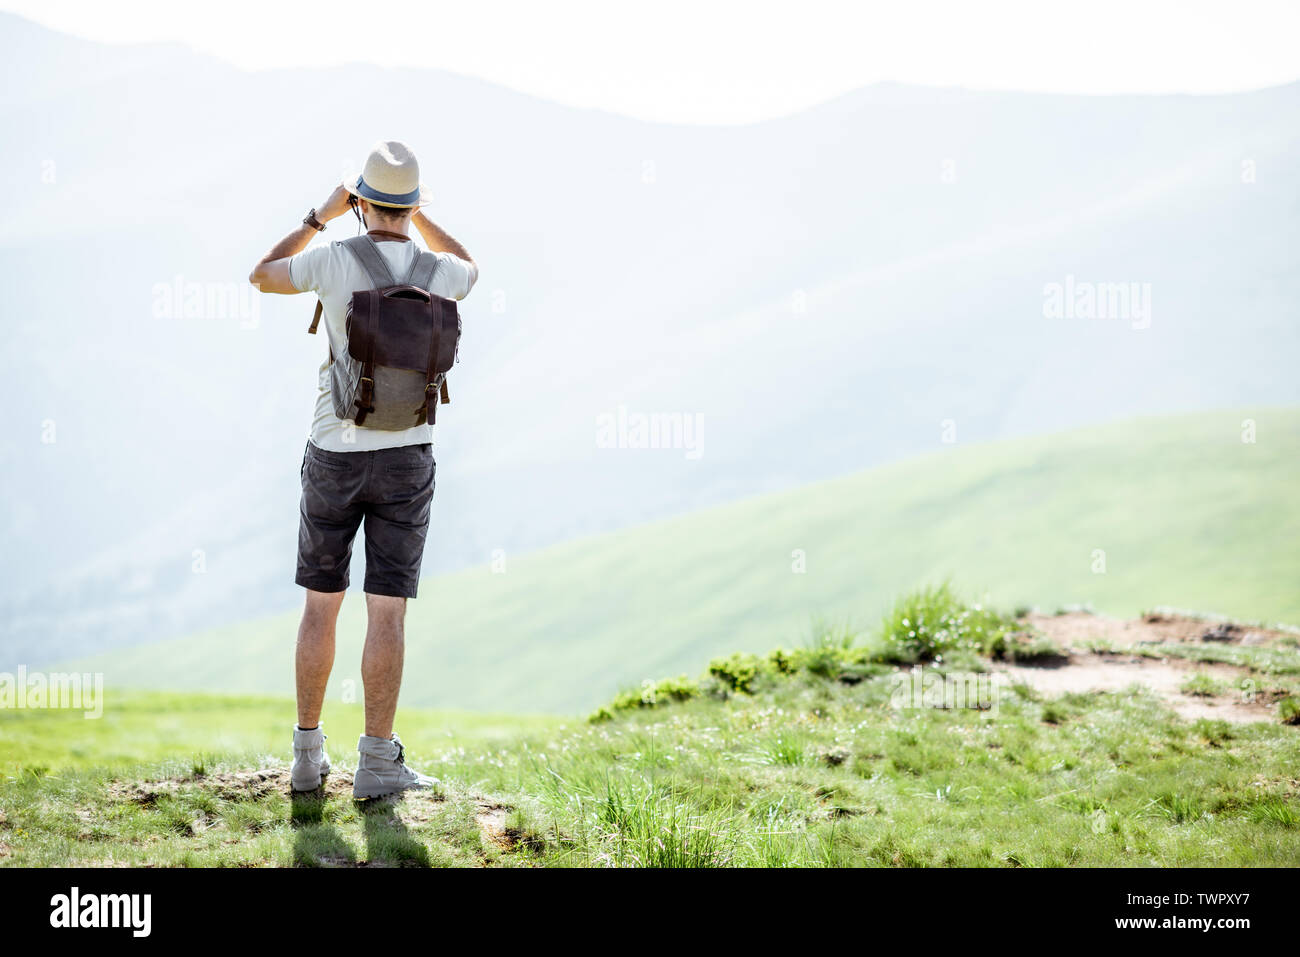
[290,791,356,866]
[358,796,431,867]
[288,781,432,867]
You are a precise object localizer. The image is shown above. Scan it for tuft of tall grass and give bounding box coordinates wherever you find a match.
[591,780,736,867]
[876,583,1019,663]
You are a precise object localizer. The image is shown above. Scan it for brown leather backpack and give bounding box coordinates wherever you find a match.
[308,235,460,429]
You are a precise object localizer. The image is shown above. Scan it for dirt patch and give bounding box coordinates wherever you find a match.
[819,746,852,767]
[473,799,543,859]
[208,768,299,801]
[475,802,512,848]
[1024,611,1293,650]
[109,779,180,807]
[109,766,359,806]
[315,855,380,868]
[996,611,1292,724]
[996,655,1266,723]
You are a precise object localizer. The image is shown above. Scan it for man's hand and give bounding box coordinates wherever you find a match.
[316,184,353,223]
[249,184,350,292]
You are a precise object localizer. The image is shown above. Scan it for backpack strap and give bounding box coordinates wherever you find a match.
[352,294,377,426]
[340,236,395,411]
[308,299,335,364]
[340,235,398,288]
[404,250,439,291]
[406,251,445,422]
[309,237,395,335]
[417,303,444,426]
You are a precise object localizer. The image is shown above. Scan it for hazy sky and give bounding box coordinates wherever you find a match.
[4,0,1297,123]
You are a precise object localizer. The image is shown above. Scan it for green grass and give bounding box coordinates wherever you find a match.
[593,583,1018,722]
[58,408,1300,713]
[8,589,1300,867]
[1159,641,1300,676]
[1180,673,1228,698]
[873,581,1021,663]
[4,669,1298,867]
[0,689,564,777]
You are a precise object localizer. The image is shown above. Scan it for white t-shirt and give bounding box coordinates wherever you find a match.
[289,236,477,452]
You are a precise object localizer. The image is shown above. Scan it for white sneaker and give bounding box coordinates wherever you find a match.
[353,733,436,799]
[291,725,331,792]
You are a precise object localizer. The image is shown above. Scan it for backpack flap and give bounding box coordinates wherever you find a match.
[346,288,440,372]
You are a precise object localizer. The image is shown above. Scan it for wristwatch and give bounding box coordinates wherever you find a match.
[303,209,326,231]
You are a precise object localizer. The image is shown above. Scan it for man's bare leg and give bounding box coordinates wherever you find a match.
[296,589,345,728]
[361,594,406,739]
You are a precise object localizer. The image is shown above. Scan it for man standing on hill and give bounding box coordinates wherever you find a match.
[249,141,477,798]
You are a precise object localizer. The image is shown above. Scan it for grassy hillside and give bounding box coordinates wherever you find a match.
[6,605,1300,867]
[63,409,1300,713]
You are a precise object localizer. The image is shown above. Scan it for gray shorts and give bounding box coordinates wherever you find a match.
[296,441,435,599]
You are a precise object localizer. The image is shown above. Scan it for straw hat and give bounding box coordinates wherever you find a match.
[343,140,431,208]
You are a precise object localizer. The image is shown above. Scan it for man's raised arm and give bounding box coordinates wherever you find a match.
[412,210,476,276]
[248,186,352,293]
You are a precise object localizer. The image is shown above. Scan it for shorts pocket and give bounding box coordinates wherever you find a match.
[382,456,435,501]
[385,462,433,474]
[307,448,351,472]
[385,447,434,475]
